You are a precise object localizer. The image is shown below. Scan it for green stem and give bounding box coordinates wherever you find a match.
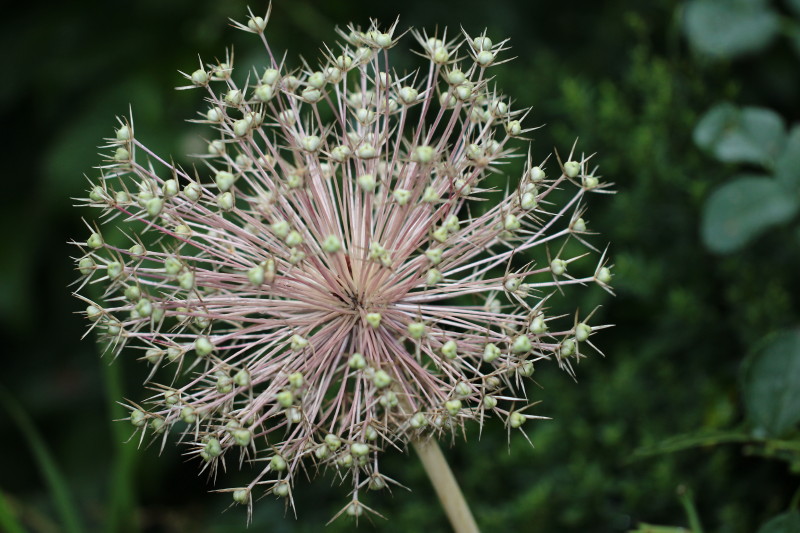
[412,438,480,533]
[677,485,703,533]
[102,357,139,533]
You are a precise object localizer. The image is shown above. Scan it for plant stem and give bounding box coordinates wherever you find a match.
[412,438,480,533]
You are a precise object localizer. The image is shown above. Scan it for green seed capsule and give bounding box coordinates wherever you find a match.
[425,268,443,285]
[519,360,535,377]
[425,247,443,264]
[232,489,249,504]
[288,372,304,389]
[270,455,287,471]
[86,305,103,322]
[393,188,411,205]
[215,171,235,191]
[234,369,250,387]
[441,340,458,359]
[348,352,366,369]
[560,338,576,357]
[273,481,290,497]
[597,267,612,284]
[194,336,214,357]
[276,390,294,408]
[177,270,194,290]
[183,183,201,201]
[180,406,196,423]
[421,186,440,203]
[445,399,462,415]
[483,343,501,362]
[325,434,342,450]
[575,323,592,342]
[564,161,581,178]
[373,370,392,388]
[130,409,146,427]
[322,235,341,253]
[191,69,208,85]
[512,335,532,353]
[217,192,234,211]
[351,443,369,457]
[106,262,123,279]
[204,438,222,458]
[550,259,567,276]
[290,335,308,351]
[407,321,426,339]
[233,428,251,446]
[144,348,162,364]
[87,232,104,249]
[78,256,95,276]
[285,230,303,247]
[509,412,526,428]
[414,145,435,163]
[483,395,498,409]
[410,412,428,428]
[366,313,382,328]
[355,173,376,193]
[135,298,152,317]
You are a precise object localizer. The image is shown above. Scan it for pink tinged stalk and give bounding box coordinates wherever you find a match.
[72,6,613,525]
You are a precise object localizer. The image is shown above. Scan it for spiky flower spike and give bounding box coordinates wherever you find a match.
[72,7,613,523]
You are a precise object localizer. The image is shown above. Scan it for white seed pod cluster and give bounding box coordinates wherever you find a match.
[72,7,613,521]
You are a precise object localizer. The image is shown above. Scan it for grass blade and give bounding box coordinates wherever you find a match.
[0,386,86,533]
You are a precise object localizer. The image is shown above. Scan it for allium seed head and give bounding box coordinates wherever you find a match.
[72,8,613,522]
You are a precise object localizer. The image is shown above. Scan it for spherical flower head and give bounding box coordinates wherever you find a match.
[71,10,614,522]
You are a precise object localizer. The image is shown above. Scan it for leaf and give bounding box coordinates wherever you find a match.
[693,102,738,151]
[757,511,800,533]
[684,0,779,58]
[788,0,800,18]
[0,490,26,533]
[629,525,690,533]
[0,388,87,533]
[715,107,786,166]
[693,105,786,166]
[633,430,751,458]
[742,330,800,437]
[701,175,799,253]
[775,125,800,190]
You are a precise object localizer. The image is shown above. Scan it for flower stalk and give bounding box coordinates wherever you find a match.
[413,438,480,533]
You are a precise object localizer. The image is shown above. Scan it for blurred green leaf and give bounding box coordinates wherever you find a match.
[742,330,800,437]
[0,490,26,533]
[684,0,779,58]
[775,125,800,189]
[694,104,786,166]
[693,102,737,151]
[634,430,751,457]
[629,524,690,532]
[0,388,86,533]
[701,175,798,253]
[788,0,800,18]
[757,511,800,533]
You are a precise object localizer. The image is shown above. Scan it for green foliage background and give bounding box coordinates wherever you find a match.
[1,0,799,532]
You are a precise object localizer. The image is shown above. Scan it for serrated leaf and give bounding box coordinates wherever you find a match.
[684,0,779,58]
[757,511,800,533]
[694,105,785,166]
[701,175,799,253]
[742,330,800,437]
[776,125,800,190]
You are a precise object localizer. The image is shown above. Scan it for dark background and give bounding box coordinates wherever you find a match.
[2,0,799,532]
